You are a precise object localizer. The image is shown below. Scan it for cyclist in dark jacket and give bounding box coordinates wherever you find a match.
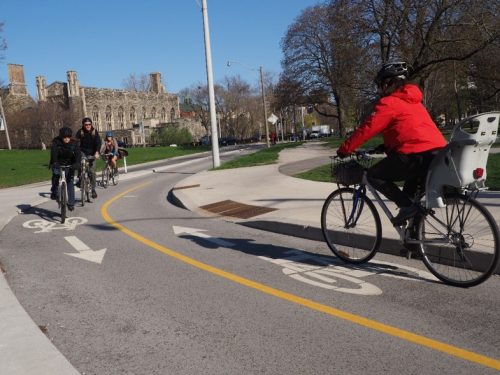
[337,62,447,225]
[49,127,81,210]
[75,117,101,198]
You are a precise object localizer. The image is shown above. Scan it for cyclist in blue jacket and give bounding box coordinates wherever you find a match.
[100,131,119,172]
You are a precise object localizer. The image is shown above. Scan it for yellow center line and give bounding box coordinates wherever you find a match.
[101,182,500,371]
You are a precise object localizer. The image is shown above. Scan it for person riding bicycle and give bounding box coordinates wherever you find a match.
[100,131,119,171]
[49,127,81,211]
[75,117,101,199]
[337,61,447,225]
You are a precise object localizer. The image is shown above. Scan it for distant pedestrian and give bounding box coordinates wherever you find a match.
[75,117,101,199]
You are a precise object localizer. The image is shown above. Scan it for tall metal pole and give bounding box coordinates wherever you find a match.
[259,66,270,148]
[0,97,12,150]
[201,0,220,167]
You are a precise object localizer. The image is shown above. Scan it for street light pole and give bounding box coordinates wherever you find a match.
[201,0,220,168]
[259,66,270,148]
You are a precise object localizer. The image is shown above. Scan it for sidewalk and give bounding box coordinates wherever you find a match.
[171,142,500,257]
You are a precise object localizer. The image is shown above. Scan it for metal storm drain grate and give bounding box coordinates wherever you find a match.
[200,200,277,219]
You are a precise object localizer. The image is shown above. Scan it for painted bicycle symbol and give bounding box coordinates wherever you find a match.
[22,217,88,233]
[259,249,436,296]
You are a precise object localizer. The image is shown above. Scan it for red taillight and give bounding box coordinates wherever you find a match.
[474,168,484,179]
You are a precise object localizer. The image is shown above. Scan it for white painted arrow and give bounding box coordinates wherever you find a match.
[64,236,107,264]
[173,226,235,247]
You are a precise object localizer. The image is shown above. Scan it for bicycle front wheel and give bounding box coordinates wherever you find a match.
[417,192,500,287]
[112,168,119,185]
[60,181,67,224]
[83,174,91,202]
[321,187,382,263]
[80,173,86,206]
[101,167,109,188]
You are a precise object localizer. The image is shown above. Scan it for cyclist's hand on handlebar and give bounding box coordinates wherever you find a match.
[336,150,349,159]
[373,143,386,154]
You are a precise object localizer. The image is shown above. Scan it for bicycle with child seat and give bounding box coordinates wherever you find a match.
[321,148,500,288]
[55,164,72,224]
[101,153,119,188]
[79,155,95,206]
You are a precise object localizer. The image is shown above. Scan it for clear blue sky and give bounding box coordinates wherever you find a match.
[0,0,321,99]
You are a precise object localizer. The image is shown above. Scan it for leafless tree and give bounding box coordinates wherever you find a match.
[280,1,371,135]
[122,73,151,92]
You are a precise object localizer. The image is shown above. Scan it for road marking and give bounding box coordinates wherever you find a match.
[23,217,87,233]
[64,236,107,264]
[173,225,235,247]
[258,250,436,295]
[101,183,500,371]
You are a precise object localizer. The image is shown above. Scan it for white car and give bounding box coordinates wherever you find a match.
[309,131,320,139]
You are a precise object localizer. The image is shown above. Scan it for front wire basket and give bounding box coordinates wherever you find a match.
[331,154,373,186]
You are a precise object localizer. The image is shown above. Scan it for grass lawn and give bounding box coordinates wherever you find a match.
[0,145,210,188]
[215,141,303,170]
[296,152,500,191]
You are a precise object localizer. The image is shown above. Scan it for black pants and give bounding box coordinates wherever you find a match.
[366,151,437,208]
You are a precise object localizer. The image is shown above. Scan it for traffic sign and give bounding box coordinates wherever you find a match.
[267,113,278,124]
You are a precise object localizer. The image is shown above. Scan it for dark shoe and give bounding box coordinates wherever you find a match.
[67,205,75,211]
[91,190,98,199]
[75,179,81,188]
[391,204,420,225]
[50,192,57,200]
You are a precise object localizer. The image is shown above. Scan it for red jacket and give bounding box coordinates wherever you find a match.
[338,84,446,155]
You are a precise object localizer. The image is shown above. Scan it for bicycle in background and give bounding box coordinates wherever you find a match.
[321,112,500,287]
[79,155,95,206]
[101,153,119,188]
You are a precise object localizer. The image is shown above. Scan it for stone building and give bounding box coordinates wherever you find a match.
[36,69,180,146]
[1,64,205,148]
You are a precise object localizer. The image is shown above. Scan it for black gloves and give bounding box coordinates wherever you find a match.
[336,150,348,158]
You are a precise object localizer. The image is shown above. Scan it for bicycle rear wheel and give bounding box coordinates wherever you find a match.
[417,192,500,287]
[60,181,67,224]
[321,187,382,263]
[101,167,109,188]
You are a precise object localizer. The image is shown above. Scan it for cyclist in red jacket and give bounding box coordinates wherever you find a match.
[337,62,447,225]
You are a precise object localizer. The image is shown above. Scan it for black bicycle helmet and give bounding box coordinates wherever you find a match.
[82,117,93,125]
[59,126,73,138]
[375,61,409,86]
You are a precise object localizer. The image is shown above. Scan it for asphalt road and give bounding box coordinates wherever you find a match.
[1,153,499,374]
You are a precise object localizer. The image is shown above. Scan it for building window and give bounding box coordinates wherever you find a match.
[151,107,156,119]
[118,106,124,129]
[105,105,112,130]
[142,107,147,120]
[161,108,166,122]
[170,108,175,122]
[130,107,136,124]
[92,106,100,130]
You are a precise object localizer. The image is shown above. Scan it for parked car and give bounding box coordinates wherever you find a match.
[219,137,237,146]
[200,135,211,146]
[309,131,320,139]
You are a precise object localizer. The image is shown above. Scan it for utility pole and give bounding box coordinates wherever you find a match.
[259,66,270,148]
[0,97,12,150]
